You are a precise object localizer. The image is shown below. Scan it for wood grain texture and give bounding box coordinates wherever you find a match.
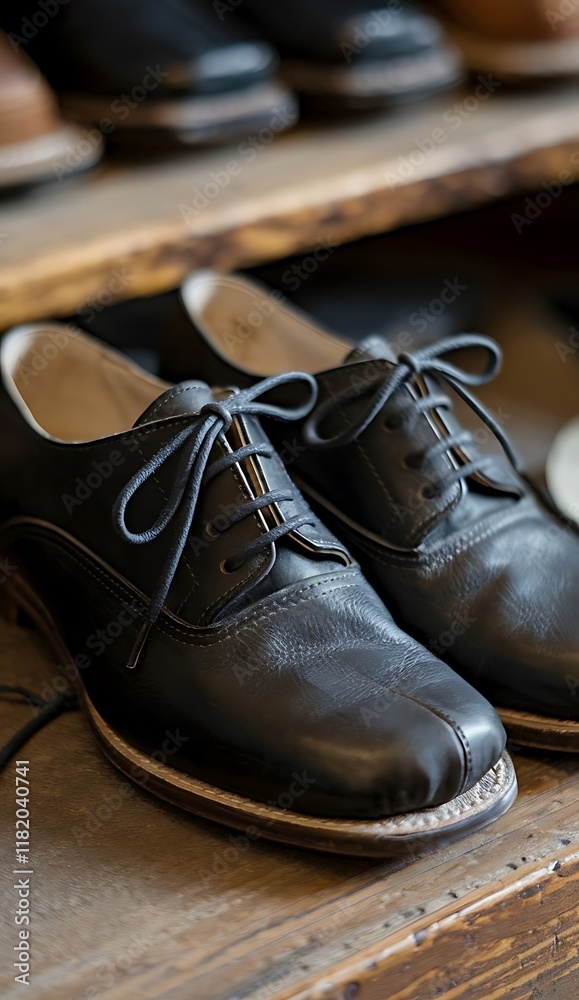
[1,620,579,1000]
[1,83,579,328]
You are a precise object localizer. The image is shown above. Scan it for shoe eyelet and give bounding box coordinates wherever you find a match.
[401,453,424,471]
[383,415,401,433]
[418,482,438,501]
[220,559,235,574]
[205,520,220,538]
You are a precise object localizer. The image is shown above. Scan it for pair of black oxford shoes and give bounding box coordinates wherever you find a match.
[2,269,578,857]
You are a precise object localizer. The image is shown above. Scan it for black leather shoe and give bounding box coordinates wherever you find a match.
[163,270,579,753]
[228,0,462,108]
[0,324,515,855]
[1,0,297,146]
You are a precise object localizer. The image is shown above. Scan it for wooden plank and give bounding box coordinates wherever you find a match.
[1,82,579,328]
[1,619,579,1000]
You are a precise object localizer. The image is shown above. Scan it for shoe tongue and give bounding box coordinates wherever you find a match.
[130,379,346,623]
[133,381,216,427]
[311,335,521,548]
[342,335,399,366]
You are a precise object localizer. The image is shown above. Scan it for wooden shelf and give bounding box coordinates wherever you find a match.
[1,82,579,329]
[1,622,579,1000]
[2,80,579,1000]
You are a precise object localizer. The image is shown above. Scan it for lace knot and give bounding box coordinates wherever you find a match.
[199,400,234,432]
[397,351,421,374]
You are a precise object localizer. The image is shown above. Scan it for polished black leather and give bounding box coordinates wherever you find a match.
[0,328,505,818]
[232,0,444,64]
[167,278,579,721]
[226,0,462,105]
[1,0,277,97]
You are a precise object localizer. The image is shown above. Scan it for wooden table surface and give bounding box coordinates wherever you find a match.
[1,82,579,329]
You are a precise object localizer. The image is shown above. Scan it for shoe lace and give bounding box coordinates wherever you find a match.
[0,684,77,772]
[113,371,318,668]
[303,333,522,495]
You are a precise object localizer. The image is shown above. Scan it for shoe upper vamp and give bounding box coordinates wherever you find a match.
[355,495,579,716]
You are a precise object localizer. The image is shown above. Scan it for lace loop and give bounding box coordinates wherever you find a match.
[303,334,522,486]
[113,372,318,633]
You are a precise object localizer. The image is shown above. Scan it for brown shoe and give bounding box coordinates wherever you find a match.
[430,0,579,79]
[0,32,102,189]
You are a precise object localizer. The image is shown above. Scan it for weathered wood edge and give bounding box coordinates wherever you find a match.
[1,138,579,330]
[281,849,579,1000]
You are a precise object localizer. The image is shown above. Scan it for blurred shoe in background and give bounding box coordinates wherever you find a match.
[430,0,579,80]
[1,0,297,147]
[0,30,101,188]
[229,0,463,109]
[546,295,579,522]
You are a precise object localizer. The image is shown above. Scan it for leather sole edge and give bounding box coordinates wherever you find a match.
[442,24,579,79]
[498,706,579,752]
[281,48,463,106]
[0,125,102,188]
[59,82,298,142]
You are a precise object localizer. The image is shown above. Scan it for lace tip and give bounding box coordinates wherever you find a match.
[126,619,153,671]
